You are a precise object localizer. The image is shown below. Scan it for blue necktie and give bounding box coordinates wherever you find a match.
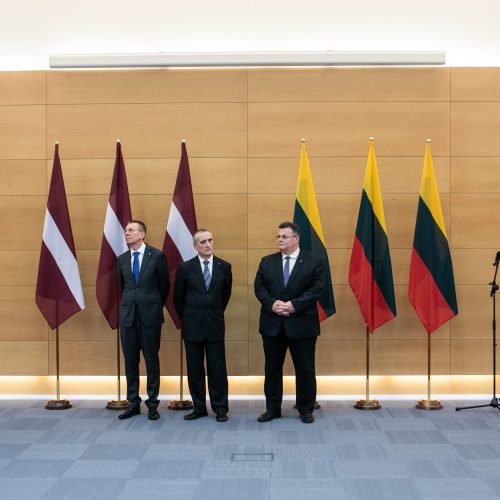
[203,260,211,290]
[283,256,290,286]
[132,251,140,283]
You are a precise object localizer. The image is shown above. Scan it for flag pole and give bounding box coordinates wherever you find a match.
[355,327,381,410]
[168,139,194,411]
[416,334,442,410]
[45,325,72,410]
[106,327,129,410]
[168,325,192,410]
[42,142,72,411]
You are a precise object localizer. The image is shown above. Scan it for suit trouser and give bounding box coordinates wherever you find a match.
[184,339,229,414]
[120,307,161,407]
[262,326,317,414]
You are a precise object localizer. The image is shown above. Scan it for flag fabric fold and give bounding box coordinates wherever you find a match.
[409,143,458,333]
[96,142,132,329]
[348,140,396,333]
[36,144,85,329]
[293,143,335,320]
[163,142,198,329]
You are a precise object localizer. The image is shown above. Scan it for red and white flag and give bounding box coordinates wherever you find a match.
[163,142,198,328]
[36,144,85,329]
[96,141,132,329]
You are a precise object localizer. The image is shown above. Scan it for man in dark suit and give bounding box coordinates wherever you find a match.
[174,229,232,422]
[117,220,169,421]
[254,221,325,424]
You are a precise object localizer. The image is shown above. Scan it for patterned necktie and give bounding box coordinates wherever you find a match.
[132,251,140,283]
[203,260,211,290]
[283,256,290,286]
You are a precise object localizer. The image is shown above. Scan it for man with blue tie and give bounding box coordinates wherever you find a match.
[174,229,232,422]
[117,220,169,420]
[254,222,325,423]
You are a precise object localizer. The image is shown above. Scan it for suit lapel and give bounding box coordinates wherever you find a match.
[209,257,221,291]
[274,252,286,290]
[122,252,134,281]
[191,256,206,290]
[138,245,153,284]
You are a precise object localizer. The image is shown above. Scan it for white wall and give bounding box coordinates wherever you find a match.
[2,0,499,70]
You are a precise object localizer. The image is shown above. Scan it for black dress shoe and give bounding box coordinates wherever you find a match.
[215,411,228,422]
[184,410,208,421]
[300,412,314,424]
[148,407,160,420]
[257,409,282,423]
[118,405,140,420]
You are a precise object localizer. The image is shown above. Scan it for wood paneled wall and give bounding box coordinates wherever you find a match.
[1,67,499,381]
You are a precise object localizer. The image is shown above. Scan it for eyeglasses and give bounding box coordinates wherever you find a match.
[275,235,298,240]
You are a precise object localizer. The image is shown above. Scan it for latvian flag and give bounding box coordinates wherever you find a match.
[96,141,132,330]
[409,142,458,333]
[36,144,85,329]
[163,142,198,328]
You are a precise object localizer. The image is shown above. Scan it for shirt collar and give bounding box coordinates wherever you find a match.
[282,248,300,260]
[131,243,146,255]
[198,254,213,265]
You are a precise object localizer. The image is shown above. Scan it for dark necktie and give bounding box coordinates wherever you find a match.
[132,251,140,283]
[203,260,211,290]
[283,256,290,286]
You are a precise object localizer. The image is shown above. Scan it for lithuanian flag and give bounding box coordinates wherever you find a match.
[409,142,457,333]
[349,140,396,332]
[293,143,335,320]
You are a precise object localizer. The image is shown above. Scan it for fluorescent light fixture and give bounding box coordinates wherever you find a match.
[49,51,446,68]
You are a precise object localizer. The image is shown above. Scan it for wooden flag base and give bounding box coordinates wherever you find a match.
[354,399,381,410]
[168,399,194,410]
[416,399,443,410]
[106,400,129,410]
[45,399,72,410]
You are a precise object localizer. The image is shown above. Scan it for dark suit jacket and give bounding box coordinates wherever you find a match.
[254,250,325,338]
[117,245,170,327]
[174,255,232,342]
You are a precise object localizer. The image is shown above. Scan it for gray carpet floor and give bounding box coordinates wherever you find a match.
[1,399,500,499]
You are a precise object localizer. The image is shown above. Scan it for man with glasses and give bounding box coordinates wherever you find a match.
[117,220,169,421]
[254,221,325,423]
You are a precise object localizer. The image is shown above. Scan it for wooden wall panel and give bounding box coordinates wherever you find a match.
[451,194,500,248]
[248,156,450,195]
[0,160,46,195]
[225,286,248,341]
[0,72,46,105]
[451,340,494,375]
[47,103,247,159]
[1,251,40,286]
[453,249,498,285]
[49,340,118,375]
[249,68,450,102]
[52,157,247,196]
[248,102,450,157]
[47,69,247,104]
[0,67,498,385]
[0,106,46,159]
[0,287,47,341]
[0,197,46,250]
[0,341,48,375]
[451,102,500,156]
[451,68,500,101]
[452,285,491,340]
[451,157,500,193]
[370,339,450,375]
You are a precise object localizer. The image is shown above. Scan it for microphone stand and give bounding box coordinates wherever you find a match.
[456,251,500,411]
